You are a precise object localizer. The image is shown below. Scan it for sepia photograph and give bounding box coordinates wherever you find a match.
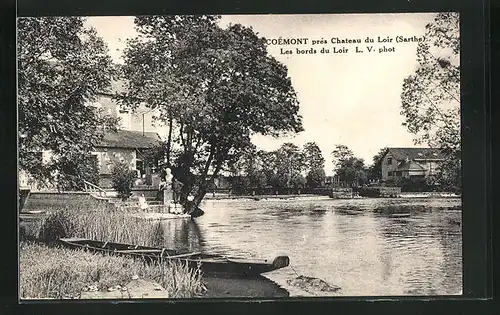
[18,12,462,300]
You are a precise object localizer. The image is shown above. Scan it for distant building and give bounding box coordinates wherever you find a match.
[93,79,165,137]
[92,129,162,188]
[380,147,445,182]
[19,78,166,190]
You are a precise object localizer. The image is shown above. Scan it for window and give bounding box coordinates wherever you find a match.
[91,153,100,169]
[387,157,393,165]
[136,159,144,176]
[118,105,130,114]
[388,171,393,176]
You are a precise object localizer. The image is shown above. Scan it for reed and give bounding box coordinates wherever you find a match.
[35,207,166,247]
[20,242,205,299]
[20,205,205,299]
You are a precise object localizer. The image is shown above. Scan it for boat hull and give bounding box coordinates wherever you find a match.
[59,238,289,277]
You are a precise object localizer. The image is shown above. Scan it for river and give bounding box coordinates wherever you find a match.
[156,196,462,297]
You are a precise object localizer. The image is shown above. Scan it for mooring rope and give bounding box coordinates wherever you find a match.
[289,264,301,277]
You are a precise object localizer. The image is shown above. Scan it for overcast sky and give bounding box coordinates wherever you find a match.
[86,13,441,175]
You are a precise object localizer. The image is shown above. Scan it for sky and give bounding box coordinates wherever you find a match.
[85,13,441,175]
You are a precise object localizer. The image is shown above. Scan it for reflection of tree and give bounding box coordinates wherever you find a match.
[374,205,462,295]
[158,219,204,252]
[434,212,462,294]
[379,247,393,282]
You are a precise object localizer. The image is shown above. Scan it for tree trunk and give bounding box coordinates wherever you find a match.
[165,113,173,166]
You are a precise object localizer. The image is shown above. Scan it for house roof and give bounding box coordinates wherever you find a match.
[386,147,445,161]
[97,129,161,149]
[396,160,426,172]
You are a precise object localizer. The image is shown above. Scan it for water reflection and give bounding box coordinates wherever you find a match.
[157,197,462,296]
[158,219,204,252]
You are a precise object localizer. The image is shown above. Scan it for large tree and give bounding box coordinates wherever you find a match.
[17,17,118,189]
[331,144,354,174]
[121,15,303,206]
[336,157,368,187]
[400,12,460,191]
[303,142,325,188]
[274,143,305,189]
[229,144,268,193]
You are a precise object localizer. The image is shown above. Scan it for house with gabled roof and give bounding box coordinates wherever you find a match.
[380,147,445,182]
[92,129,162,188]
[93,79,164,136]
[19,77,166,190]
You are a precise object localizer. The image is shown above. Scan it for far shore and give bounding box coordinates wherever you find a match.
[203,192,461,201]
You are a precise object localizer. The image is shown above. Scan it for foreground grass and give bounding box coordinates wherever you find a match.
[20,203,205,299]
[20,242,205,299]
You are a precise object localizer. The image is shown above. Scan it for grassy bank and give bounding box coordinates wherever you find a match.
[20,242,205,299]
[22,202,169,247]
[19,202,206,299]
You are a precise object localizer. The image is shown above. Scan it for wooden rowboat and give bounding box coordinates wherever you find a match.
[389,213,411,218]
[59,238,290,277]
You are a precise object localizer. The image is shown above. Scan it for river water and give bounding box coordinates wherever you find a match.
[157,196,462,297]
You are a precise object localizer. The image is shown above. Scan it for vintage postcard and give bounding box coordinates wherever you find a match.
[18,13,462,299]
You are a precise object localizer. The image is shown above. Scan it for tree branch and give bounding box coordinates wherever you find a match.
[179,121,186,149]
[165,110,173,166]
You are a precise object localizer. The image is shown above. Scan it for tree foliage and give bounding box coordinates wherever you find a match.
[306,167,326,188]
[336,157,368,187]
[332,144,354,173]
[303,142,325,187]
[121,15,303,205]
[55,154,100,191]
[110,161,136,200]
[303,142,325,170]
[17,17,118,187]
[331,144,367,187]
[400,12,460,190]
[274,143,305,188]
[367,147,388,181]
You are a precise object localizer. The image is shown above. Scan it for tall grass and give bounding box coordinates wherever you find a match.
[35,208,166,247]
[20,205,206,299]
[20,242,205,299]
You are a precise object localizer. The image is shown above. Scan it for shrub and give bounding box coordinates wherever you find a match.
[38,211,76,244]
[56,154,100,191]
[111,161,136,200]
[306,168,325,188]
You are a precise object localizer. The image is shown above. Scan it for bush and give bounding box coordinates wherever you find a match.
[306,168,325,188]
[56,154,100,191]
[38,211,77,244]
[111,161,136,200]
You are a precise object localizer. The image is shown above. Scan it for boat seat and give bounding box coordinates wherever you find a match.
[163,252,201,259]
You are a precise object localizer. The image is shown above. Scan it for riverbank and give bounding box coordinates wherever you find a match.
[204,194,331,201]
[19,208,292,299]
[20,242,291,299]
[19,242,204,299]
[203,192,460,201]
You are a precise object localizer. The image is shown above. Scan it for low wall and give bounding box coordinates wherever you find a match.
[129,188,159,200]
[210,187,335,197]
[329,188,353,199]
[21,191,112,213]
[358,187,401,198]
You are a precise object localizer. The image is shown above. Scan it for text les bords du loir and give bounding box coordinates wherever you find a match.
[266,35,425,55]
